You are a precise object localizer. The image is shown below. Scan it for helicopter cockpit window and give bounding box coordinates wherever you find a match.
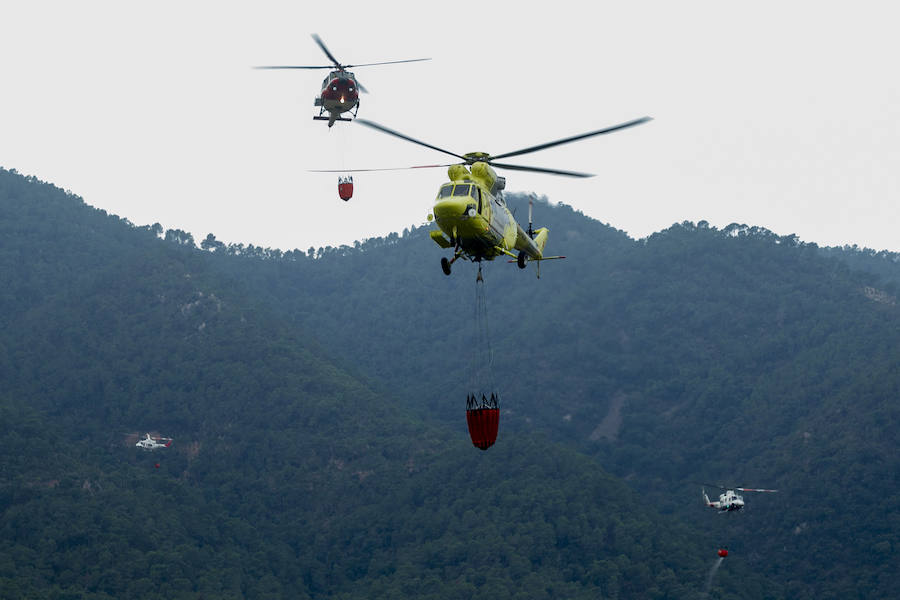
[439,185,453,198]
[453,184,471,197]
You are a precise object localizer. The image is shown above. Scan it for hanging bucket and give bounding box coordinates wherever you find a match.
[466,393,499,450]
[338,176,353,201]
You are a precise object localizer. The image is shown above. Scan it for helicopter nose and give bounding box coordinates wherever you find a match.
[433,198,474,221]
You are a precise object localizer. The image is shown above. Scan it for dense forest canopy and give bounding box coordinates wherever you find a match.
[2,167,898,598]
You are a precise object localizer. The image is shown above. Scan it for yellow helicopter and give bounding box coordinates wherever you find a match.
[319,116,652,276]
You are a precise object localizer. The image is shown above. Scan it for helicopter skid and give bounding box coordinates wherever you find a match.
[314,116,352,122]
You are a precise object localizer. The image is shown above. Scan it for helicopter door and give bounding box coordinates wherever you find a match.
[476,187,491,221]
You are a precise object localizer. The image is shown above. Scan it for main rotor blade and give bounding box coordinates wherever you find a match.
[312,33,342,69]
[735,487,778,493]
[491,116,653,161]
[309,164,452,173]
[254,65,333,70]
[489,162,594,178]
[355,119,467,161]
[357,80,370,94]
[344,58,431,68]
[697,482,728,490]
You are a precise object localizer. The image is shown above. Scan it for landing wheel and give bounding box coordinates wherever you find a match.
[517,251,527,269]
[441,257,452,276]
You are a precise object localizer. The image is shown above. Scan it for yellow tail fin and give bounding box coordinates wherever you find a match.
[532,227,549,256]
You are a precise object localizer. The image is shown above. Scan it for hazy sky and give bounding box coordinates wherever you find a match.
[3,1,899,252]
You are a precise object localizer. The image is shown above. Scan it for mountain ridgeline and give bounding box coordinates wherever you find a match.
[2,167,898,598]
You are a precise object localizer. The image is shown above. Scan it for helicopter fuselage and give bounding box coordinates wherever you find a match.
[430,162,547,262]
[706,489,745,511]
[316,70,359,124]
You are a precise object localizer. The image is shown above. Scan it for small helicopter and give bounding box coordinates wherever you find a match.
[255,34,430,127]
[702,484,778,512]
[335,117,652,276]
[135,433,172,451]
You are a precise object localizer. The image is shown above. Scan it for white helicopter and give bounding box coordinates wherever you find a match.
[135,433,172,451]
[702,484,777,512]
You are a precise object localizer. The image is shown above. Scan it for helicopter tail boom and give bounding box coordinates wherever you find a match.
[513,224,548,260]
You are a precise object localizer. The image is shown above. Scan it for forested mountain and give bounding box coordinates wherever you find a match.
[1,167,783,599]
[196,192,899,598]
[4,168,899,598]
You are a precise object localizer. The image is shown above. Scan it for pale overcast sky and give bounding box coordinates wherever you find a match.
[2,1,898,251]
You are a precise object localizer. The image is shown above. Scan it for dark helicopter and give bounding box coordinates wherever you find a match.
[255,34,430,127]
